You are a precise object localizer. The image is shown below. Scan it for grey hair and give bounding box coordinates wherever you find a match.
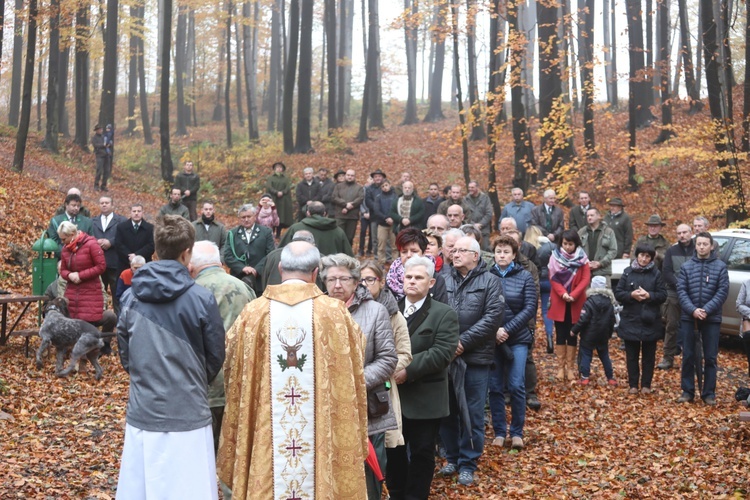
[404,255,435,278]
[238,203,256,216]
[291,230,316,245]
[693,216,709,227]
[190,241,222,268]
[57,220,78,237]
[303,167,314,174]
[131,255,147,267]
[543,189,556,198]
[500,217,518,229]
[443,228,465,240]
[457,236,481,253]
[319,253,361,281]
[280,243,321,274]
[511,187,524,195]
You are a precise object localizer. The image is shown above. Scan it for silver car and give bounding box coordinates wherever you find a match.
[611,229,750,336]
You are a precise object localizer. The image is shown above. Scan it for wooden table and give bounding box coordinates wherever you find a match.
[0,294,46,345]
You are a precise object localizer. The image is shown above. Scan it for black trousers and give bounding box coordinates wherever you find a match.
[95,155,111,188]
[337,218,358,246]
[555,305,577,346]
[385,417,441,500]
[624,339,657,389]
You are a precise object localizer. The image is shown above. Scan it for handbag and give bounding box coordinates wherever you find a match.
[367,385,390,418]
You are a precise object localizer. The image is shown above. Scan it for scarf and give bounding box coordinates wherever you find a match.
[492,260,515,278]
[629,258,655,272]
[435,255,444,272]
[386,254,438,300]
[65,231,84,253]
[548,246,589,292]
[201,214,215,225]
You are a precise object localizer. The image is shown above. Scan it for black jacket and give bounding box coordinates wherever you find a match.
[295,180,321,219]
[615,265,668,342]
[677,254,729,323]
[115,219,155,274]
[489,263,537,346]
[444,260,504,365]
[662,240,695,292]
[572,288,616,349]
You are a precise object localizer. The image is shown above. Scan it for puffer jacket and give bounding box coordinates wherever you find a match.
[615,264,668,341]
[578,222,618,277]
[117,260,225,432]
[677,254,729,323]
[536,237,554,281]
[445,260,505,365]
[60,233,107,322]
[348,285,399,436]
[489,262,537,346]
[572,288,616,350]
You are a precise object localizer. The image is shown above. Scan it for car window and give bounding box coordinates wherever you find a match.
[727,238,750,271]
[714,237,731,257]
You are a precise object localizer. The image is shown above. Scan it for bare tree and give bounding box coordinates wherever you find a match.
[678,0,702,113]
[12,0,39,173]
[42,0,61,153]
[424,0,447,122]
[225,0,233,147]
[466,0,485,140]
[402,0,419,125]
[9,0,25,127]
[654,0,676,144]
[325,0,337,131]
[99,0,118,129]
[282,0,300,153]
[295,0,314,152]
[136,2,152,144]
[74,0,90,149]
[159,0,174,181]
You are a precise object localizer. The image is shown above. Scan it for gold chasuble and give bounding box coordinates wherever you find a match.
[218,282,369,500]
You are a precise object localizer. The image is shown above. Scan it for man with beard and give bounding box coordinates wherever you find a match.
[192,201,228,257]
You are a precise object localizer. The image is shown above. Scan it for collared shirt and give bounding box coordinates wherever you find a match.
[404,295,427,318]
[101,213,113,231]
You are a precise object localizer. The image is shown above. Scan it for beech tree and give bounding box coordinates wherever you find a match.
[99,0,118,129]
[509,0,535,190]
[282,0,300,153]
[74,0,90,149]
[12,0,39,173]
[42,0,60,153]
[424,0,446,122]
[654,0,676,144]
[402,0,419,125]
[678,0,702,114]
[159,0,174,181]
[9,0,24,127]
[466,0,485,140]
[625,0,656,128]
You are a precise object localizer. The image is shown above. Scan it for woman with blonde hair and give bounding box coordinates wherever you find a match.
[525,225,556,353]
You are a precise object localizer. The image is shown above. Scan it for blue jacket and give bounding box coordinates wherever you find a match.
[500,200,535,235]
[372,189,397,226]
[489,263,537,346]
[117,260,225,432]
[676,254,729,323]
[445,261,505,365]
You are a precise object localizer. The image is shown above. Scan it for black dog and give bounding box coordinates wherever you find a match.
[35,297,115,380]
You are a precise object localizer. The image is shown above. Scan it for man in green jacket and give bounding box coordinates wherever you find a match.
[47,193,93,252]
[389,181,424,234]
[578,208,618,283]
[223,203,276,293]
[159,187,191,220]
[174,160,201,221]
[331,169,365,245]
[279,201,353,256]
[464,181,494,250]
[192,201,228,258]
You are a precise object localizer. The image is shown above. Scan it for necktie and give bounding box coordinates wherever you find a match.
[405,305,416,318]
[134,223,140,233]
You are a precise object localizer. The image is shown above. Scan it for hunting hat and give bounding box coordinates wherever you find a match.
[272,161,286,172]
[93,123,102,131]
[608,197,625,207]
[645,214,666,226]
[370,169,387,179]
[335,169,346,178]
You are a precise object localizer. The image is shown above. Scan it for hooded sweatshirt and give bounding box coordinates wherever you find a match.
[117,260,225,432]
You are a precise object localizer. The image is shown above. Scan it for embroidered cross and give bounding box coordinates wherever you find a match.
[285,387,301,405]
[286,439,302,457]
[287,491,302,500]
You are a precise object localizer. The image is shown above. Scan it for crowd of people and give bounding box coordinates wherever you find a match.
[41,163,735,498]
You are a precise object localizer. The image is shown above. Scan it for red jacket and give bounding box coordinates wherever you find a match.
[61,233,107,322]
[547,263,591,324]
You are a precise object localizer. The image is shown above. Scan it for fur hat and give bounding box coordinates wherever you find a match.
[591,276,607,289]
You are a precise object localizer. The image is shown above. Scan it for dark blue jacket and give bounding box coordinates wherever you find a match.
[489,263,537,346]
[445,260,505,365]
[572,288,616,349]
[677,254,729,323]
[372,189,397,226]
[117,260,225,432]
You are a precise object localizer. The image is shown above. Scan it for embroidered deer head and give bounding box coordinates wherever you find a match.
[277,328,306,368]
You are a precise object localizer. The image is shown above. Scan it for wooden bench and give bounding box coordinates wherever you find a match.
[9,329,39,357]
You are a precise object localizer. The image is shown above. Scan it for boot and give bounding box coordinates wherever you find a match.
[555,344,567,380]
[546,335,554,354]
[565,345,578,381]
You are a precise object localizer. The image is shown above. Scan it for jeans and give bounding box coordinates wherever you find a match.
[623,340,656,388]
[440,363,490,473]
[385,417,441,500]
[579,345,614,379]
[540,279,554,340]
[488,344,528,439]
[680,319,720,400]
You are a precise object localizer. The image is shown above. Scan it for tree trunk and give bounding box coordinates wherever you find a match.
[485,0,504,220]
[509,0,535,190]
[678,0,703,114]
[402,0,419,125]
[466,0,485,140]
[625,0,656,128]
[234,19,244,127]
[12,0,38,173]
[338,0,354,123]
[42,0,60,153]
[136,4,153,145]
[175,5,188,135]
[318,27,326,129]
[537,0,575,181]
[213,3,225,121]
[645,0,656,107]
[268,0,281,132]
[185,9,195,126]
[242,0,259,140]
[225,0,233,147]
[602,0,613,107]
[581,0,596,156]
[701,0,747,223]
[654,0,676,144]
[358,0,378,141]
[451,0,470,185]
[520,0,537,115]
[719,0,734,120]
[742,0,750,152]
[9,0,24,127]
[74,0,90,149]
[36,44,43,132]
[99,0,118,129]
[58,46,70,137]
[294,0,313,152]
[159,0,174,181]
[424,0,446,122]
[367,0,383,129]
[325,0,337,131]
[126,2,138,135]
[282,0,300,153]
[610,0,619,107]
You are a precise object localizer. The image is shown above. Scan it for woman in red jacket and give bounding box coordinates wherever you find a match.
[57,221,117,353]
[548,229,591,381]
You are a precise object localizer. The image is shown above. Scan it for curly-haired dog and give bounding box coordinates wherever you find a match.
[35,297,115,380]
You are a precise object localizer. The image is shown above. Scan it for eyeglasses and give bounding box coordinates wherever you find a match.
[360,277,379,285]
[325,276,356,285]
[454,248,477,255]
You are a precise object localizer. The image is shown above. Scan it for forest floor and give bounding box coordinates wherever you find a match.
[2,97,750,497]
